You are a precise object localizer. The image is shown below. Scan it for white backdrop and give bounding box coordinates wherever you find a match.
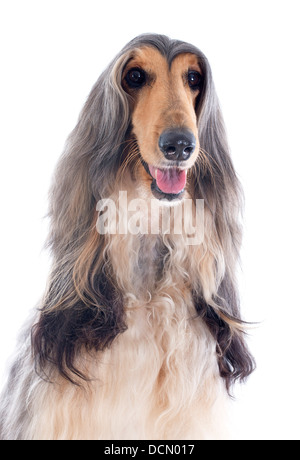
[0,0,299,440]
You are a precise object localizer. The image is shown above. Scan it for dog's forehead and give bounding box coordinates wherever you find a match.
[124,47,201,75]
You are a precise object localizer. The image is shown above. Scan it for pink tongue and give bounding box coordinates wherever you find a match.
[149,166,187,194]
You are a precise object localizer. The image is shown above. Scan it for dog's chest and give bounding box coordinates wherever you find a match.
[135,236,168,287]
[92,281,225,440]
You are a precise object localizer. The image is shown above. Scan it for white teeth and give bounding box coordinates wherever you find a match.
[155,169,158,180]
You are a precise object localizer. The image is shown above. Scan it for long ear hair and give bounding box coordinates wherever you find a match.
[32,47,134,383]
[183,46,255,390]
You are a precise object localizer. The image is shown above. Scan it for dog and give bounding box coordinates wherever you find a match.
[0,34,255,440]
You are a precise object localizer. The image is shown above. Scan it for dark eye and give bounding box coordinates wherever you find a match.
[188,71,202,90]
[125,68,146,88]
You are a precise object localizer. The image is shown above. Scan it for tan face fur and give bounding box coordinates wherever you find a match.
[122,47,201,200]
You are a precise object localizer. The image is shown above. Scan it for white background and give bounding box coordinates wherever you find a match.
[0,0,299,440]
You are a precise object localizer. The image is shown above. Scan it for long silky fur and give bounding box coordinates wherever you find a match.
[0,34,255,440]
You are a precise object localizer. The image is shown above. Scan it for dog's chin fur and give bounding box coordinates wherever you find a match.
[0,34,254,440]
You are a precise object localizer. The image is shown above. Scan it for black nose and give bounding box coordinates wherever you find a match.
[159,129,196,161]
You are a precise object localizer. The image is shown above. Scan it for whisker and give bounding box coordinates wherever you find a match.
[117,140,141,183]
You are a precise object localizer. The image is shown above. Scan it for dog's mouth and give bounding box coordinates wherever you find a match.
[141,160,187,201]
[149,165,187,194]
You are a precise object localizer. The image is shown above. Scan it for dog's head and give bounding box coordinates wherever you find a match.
[36,35,255,388]
[81,34,229,206]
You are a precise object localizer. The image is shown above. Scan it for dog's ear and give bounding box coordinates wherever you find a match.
[32,52,132,383]
[48,52,132,253]
[190,56,255,389]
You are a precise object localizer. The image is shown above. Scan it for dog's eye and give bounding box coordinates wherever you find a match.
[188,71,202,90]
[125,68,146,88]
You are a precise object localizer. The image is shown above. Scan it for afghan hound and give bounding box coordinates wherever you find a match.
[0,34,255,440]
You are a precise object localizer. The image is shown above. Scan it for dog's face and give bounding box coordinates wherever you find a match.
[122,47,202,203]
